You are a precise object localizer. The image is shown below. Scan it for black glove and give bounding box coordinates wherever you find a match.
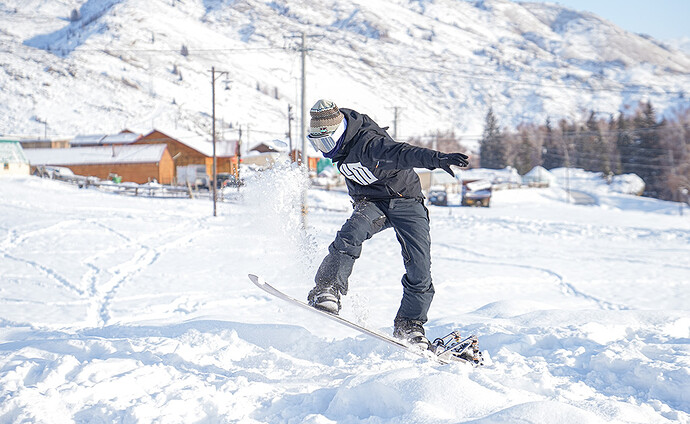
[438,153,470,177]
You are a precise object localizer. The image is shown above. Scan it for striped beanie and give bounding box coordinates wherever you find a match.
[309,99,344,137]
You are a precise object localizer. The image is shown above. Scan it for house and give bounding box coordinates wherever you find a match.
[135,130,238,183]
[0,140,30,176]
[24,144,174,184]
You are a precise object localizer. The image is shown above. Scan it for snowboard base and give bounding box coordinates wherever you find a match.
[248,274,483,366]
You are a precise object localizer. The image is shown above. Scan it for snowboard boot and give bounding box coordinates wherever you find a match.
[307,285,341,314]
[393,318,431,350]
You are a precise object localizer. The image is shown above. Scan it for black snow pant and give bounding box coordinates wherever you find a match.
[314,197,434,323]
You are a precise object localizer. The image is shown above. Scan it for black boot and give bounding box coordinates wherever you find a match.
[393,317,431,350]
[307,285,341,314]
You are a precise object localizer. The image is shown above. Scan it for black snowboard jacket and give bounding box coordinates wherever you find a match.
[330,108,448,200]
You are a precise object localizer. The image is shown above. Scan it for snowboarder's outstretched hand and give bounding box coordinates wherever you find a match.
[438,153,470,177]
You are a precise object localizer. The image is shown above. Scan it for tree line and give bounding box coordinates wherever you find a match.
[477,102,690,201]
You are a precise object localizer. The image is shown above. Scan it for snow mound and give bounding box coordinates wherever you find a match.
[1,175,689,422]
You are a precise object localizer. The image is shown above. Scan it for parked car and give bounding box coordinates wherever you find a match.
[428,189,448,206]
[35,165,75,180]
[461,179,492,207]
[177,165,210,189]
[427,189,462,206]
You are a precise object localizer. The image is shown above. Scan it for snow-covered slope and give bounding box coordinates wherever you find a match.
[668,36,690,55]
[1,0,689,146]
[1,170,689,422]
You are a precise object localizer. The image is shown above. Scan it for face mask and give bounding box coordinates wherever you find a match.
[307,120,345,153]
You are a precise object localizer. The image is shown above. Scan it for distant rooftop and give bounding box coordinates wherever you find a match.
[72,132,141,146]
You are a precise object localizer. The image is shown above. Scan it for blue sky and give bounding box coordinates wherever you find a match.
[516,0,690,40]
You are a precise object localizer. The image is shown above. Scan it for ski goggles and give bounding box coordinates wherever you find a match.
[307,120,346,153]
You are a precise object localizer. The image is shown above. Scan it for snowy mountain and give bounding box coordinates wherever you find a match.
[1,171,689,422]
[1,0,689,148]
[667,36,690,55]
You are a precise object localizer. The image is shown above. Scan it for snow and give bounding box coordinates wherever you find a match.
[1,167,689,423]
[551,168,647,200]
[523,166,557,186]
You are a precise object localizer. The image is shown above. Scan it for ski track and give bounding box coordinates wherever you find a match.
[436,213,690,245]
[0,250,85,298]
[1,196,213,328]
[433,242,630,311]
[90,219,211,327]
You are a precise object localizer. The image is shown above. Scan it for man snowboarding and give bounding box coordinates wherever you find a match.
[305,99,470,349]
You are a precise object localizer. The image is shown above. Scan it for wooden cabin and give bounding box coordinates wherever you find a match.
[24,144,174,184]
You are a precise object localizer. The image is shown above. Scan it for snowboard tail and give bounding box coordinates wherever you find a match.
[248,274,483,366]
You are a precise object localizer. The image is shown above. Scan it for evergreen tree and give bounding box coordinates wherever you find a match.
[606,114,622,175]
[514,129,534,174]
[560,119,577,169]
[583,111,609,173]
[479,107,506,169]
[542,117,564,169]
[616,112,635,174]
[69,8,81,22]
[633,101,665,197]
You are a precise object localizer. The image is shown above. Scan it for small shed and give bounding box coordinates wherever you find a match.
[0,140,30,175]
[24,144,174,184]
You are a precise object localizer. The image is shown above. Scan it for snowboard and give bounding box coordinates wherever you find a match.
[248,274,483,366]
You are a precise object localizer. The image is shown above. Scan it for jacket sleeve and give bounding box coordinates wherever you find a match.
[360,134,443,171]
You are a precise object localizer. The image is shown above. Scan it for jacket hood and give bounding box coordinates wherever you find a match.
[332,108,383,163]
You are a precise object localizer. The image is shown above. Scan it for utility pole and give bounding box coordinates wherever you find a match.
[36,117,47,139]
[237,126,242,192]
[285,31,320,227]
[299,32,309,226]
[211,66,229,217]
[287,104,294,161]
[300,32,307,172]
[561,130,571,204]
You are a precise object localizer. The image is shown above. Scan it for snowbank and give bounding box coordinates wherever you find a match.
[0,175,688,423]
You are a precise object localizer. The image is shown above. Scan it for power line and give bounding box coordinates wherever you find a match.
[309,48,687,97]
[5,37,685,97]
[0,45,286,55]
[539,151,685,171]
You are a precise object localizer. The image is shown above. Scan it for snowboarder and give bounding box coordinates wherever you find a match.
[306,99,470,349]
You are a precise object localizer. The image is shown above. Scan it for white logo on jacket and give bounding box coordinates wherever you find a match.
[339,162,378,185]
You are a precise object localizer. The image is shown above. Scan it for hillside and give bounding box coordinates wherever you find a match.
[0,171,689,422]
[1,0,689,148]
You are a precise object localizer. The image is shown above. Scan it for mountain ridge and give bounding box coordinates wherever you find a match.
[1,0,688,149]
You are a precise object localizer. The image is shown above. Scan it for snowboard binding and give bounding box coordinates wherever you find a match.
[431,331,483,366]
